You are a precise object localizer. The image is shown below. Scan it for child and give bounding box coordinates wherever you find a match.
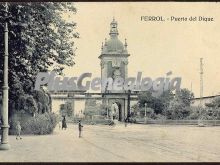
[16,121,22,140]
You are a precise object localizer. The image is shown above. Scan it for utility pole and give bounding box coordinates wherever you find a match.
[144,103,147,123]
[0,2,10,150]
[200,58,204,106]
[190,82,193,93]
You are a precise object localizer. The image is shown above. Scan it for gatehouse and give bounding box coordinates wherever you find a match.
[50,18,139,121]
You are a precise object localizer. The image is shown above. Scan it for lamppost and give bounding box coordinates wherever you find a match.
[137,102,140,116]
[0,2,10,150]
[144,103,147,124]
[103,82,109,119]
[106,99,109,119]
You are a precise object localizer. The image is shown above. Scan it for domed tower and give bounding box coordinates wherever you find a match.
[99,18,130,93]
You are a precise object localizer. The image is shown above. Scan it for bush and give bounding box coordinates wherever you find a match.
[165,99,191,120]
[187,106,201,120]
[22,112,59,135]
[17,94,38,116]
[9,111,32,135]
[155,114,166,120]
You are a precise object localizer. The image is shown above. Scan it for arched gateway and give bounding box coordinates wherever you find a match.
[99,18,130,121]
[50,18,136,122]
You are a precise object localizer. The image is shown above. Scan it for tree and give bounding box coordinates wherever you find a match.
[165,89,194,119]
[158,90,174,113]
[139,107,155,118]
[166,98,190,119]
[138,91,154,108]
[66,102,73,117]
[131,104,139,117]
[33,89,51,113]
[59,101,73,117]
[25,95,38,116]
[138,90,174,114]
[0,2,79,116]
[175,88,194,107]
[188,106,201,120]
[203,96,220,120]
[84,107,99,118]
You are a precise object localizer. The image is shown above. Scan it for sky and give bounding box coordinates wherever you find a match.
[61,2,220,100]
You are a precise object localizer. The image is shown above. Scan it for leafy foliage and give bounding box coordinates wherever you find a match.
[205,96,220,108]
[22,112,59,135]
[60,101,73,117]
[166,98,191,119]
[15,88,51,116]
[99,104,110,116]
[138,90,174,114]
[187,106,201,120]
[135,88,196,120]
[175,88,194,107]
[164,89,194,119]
[0,2,78,116]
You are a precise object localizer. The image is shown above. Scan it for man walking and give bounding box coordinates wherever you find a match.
[78,120,83,138]
[124,117,128,127]
[62,116,67,130]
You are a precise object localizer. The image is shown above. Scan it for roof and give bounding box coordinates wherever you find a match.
[100,18,128,55]
[192,94,220,100]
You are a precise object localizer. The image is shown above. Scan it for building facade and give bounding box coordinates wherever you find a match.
[191,95,220,107]
[99,18,130,121]
[99,18,129,93]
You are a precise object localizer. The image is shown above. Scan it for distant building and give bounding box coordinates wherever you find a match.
[191,94,220,107]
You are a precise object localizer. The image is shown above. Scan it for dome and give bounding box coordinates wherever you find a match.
[100,18,128,55]
[105,37,125,53]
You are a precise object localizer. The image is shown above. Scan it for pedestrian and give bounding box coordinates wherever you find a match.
[16,121,22,140]
[124,117,128,127]
[62,116,67,130]
[78,120,83,138]
[0,117,2,131]
[58,120,62,130]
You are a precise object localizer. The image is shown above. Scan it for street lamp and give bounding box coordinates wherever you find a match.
[144,103,147,123]
[137,102,140,116]
[0,2,10,150]
[104,82,109,119]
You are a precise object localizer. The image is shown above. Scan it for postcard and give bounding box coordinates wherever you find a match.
[0,2,219,162]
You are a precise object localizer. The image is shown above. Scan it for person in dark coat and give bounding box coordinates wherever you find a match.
[124,117,128,127]
[62,116,67,130]
[78,120,83,138]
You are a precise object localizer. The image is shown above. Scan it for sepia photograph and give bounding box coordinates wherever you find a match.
[0,1,220,163]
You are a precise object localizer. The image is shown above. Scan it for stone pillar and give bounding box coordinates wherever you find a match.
[124,60,128,79]
[127,90,131,119]
[0,21,10,150]
[124,98,128,120]
[71,95,75,117]
[101,60,108,93]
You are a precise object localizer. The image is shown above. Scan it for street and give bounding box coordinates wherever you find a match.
[0,123,220,162]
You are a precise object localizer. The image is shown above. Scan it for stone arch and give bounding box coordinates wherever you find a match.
[109,99,124,121]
